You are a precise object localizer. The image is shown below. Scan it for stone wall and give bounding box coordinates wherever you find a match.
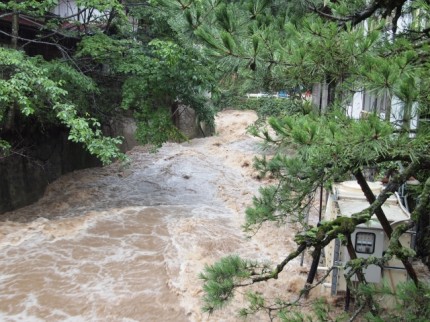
[104,115,139,152]
[0,108,213,215]
[0,128,100,214]
[176,104,214,139]
[106,105,215,148]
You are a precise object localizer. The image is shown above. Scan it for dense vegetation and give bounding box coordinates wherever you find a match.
[0,0,215,163]
[158,0,430,320]
[1,0,430,321]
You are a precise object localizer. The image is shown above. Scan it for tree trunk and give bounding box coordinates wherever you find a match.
[402,101,412,133]
[306,247,321,285]
[304,246,321,297]
[414,177,430,269]
[346,234,366,283]
[5,11,19,131]
[327,75,336,107]
[354,170,393,235]
[11,11,19,49]
[346,234,379,315]
[354,169,418,285]
[384,92,392,122]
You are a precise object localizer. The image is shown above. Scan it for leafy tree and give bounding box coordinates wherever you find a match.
[77,33,215,147]
[0,0,216,162]
[161,0,430,319]
[0,47,124,164]
[0,0,129,163]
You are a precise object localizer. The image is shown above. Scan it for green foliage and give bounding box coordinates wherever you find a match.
[196,94,430,320]
[0,0,59,15]
[0,139,11,156]
[200,255,273,314]
[224,97,311,123]
[0,0,123,13]
[54,103,125,164]
[0,48,124,164]
[238,291,267,318]
[0,49,62,118]
[8,0,428,319]
[278,298,348,322]
[199,255,252,313]
[75,0,123,12]
[1,0,126,38]
[278,311,312,322]
[1,0,217,164]
[41,58,99,116]
[161,0,430,319]
[77,26,216,141]
[134,106,187,149]
[246,106,430,232]
[364,281,430,322]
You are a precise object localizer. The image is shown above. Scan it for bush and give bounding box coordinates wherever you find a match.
[216,95,313,123]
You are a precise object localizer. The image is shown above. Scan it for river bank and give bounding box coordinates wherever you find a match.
[0,110,310,321]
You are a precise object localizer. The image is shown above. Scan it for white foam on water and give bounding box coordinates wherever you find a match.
[0,110,312,321]
[0,206,190,321]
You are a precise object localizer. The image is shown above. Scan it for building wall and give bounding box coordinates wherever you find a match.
[52,0,102,22]
[312,82,329,113]
[313,83,420,132]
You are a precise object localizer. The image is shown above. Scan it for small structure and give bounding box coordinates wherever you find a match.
[321,181,413,296]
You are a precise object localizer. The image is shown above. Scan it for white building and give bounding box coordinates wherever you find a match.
[51,0,104,23]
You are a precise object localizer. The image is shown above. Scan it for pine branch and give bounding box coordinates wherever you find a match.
[349,303,365,322]
[354,169,393,237]
[354,164,421,285]
[305,0,407,29]
[252,243,307,282]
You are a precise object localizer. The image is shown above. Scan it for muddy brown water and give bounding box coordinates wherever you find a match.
[0,111,308,321]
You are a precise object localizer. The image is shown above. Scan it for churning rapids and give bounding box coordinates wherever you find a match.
[0,110,309,322]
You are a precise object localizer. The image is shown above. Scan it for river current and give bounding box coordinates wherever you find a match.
[0,110,308,321]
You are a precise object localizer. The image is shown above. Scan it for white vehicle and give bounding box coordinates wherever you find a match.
[246,93,270,98]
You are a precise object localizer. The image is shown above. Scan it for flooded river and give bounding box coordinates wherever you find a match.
[0,110,307,321]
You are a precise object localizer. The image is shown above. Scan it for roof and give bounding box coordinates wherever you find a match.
[333,181,410,227]
[0,12,81,38]
[0,13,45,29]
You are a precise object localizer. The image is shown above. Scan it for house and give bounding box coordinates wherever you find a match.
[0,11,79,59]
[0,0,115,59]
[311,83,421,135]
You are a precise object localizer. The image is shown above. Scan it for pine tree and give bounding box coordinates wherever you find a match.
[161,0,430,319]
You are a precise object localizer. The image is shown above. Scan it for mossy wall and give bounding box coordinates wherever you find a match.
[0,127,101,214]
